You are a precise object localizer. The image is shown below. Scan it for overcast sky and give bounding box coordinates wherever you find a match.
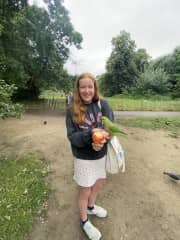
[32,0,180,75]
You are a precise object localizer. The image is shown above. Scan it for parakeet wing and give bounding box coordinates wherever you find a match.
[102,116,126,135]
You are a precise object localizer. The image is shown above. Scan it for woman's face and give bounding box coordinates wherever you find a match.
[78,77,95,103]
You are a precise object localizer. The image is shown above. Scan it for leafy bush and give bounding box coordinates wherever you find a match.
[0,80,24,118]
[136,67,171,94]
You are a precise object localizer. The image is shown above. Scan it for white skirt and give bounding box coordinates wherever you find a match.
[73,156,106,187]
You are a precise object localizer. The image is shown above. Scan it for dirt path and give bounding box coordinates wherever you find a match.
[0,114,180,240]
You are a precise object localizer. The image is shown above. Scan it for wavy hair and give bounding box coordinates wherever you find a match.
[73,72,100,124]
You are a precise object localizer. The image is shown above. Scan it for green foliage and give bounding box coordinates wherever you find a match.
[0,102,24,119]
[0,80,24,118]
[134,48,150,73]
[99,31,180,98]
[39,89,65,99]
[135,67,170,94]
[0,23,3,36]
[151,54,175,79]
[99,31,151,96]
[98,72,113,96]
[151,46,180,98]
[105,31,139,95]
[0,154,50,240]
[172,46,180,98]
[0,80,14,102]
[0,0,82,99]
[173,78,180,98]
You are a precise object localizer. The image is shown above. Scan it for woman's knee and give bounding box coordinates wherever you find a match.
[93,178,105,190]
[79,187,91,199]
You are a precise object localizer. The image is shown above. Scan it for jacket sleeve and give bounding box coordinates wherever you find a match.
[101,99,114,122]
[66,108,92,148]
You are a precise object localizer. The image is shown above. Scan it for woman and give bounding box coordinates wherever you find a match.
[66,72,114,240]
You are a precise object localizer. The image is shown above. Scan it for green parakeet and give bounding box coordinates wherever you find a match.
[102,116,126,136]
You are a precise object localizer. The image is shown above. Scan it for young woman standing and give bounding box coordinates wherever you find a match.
[66,72,114,240]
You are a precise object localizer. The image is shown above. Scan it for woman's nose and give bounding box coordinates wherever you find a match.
[84,87,89,92]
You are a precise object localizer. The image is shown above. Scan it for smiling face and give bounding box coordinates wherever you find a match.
[78,77,95,103]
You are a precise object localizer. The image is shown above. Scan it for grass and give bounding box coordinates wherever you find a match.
[0,154,50,240]
[106,96,180,111]
[117,116,180,138]
[21,92,180,112]
[39,90,65,100]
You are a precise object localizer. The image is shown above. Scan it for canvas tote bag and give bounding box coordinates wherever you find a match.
[106,136,125,174]
[97,100,125,174]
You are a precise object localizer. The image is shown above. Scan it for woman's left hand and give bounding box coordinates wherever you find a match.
[92,128,110,140]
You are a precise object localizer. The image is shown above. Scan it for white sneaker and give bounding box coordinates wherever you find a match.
[87,205,107,218]
[82,220,102,240]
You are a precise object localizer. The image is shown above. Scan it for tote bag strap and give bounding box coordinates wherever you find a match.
[98,99,102,111]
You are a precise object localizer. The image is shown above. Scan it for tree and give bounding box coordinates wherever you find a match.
[173,46,180,98]
[101,31,139,96]
[134,48,150,73]
[135,67,170,94]
[0,0,82,99]
[151,46,180,98]
[98,73,112,96]
[151,54,176,89]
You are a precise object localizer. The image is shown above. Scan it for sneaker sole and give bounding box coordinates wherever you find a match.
[87,210,107,218]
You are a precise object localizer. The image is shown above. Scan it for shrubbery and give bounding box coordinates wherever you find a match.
[135,68,170,94]
[0,80,24,118]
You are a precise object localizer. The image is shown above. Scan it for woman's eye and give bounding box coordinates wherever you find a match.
[79,85,94,89]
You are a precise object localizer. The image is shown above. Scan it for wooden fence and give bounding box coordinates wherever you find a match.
[41,98,67,112]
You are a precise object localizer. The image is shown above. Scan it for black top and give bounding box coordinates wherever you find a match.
[66,99,114,160]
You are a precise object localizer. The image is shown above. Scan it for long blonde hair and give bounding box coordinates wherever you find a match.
[73,72,100,124]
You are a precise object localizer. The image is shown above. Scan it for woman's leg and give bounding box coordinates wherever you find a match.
[78,186,91,221]
[78,186,102,239]
[88,179,105,207]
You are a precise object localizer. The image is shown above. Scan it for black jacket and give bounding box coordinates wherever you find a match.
[66,99,114,160]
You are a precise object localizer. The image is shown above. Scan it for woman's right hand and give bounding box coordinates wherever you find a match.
[91,128,109,151]
[92,142,104,151]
